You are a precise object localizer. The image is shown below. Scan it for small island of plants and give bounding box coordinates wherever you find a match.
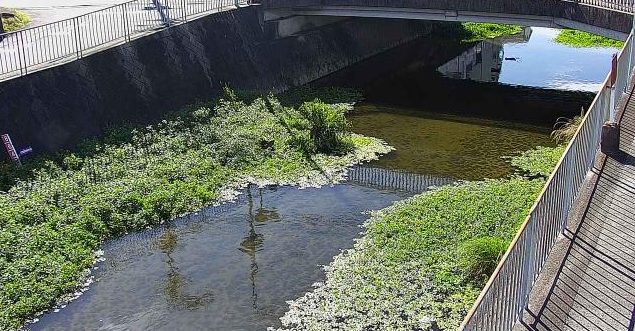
[0,90,391,330]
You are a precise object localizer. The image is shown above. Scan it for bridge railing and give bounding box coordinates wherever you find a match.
[573,0,634,13]
[0,0,249,81]
[459,30,634,331]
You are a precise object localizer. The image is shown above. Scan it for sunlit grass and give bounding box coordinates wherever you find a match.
[1,10,31,32]
[461,22,523,42]
[555,29,624,48]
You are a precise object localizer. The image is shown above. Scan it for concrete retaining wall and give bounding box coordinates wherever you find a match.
[0,6,435,153]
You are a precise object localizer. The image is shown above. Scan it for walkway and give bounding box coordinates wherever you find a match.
[515,81,635,330]
[0,0,247,81]
[1,0,128,26]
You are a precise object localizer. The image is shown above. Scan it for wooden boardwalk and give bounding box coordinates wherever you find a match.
[514,84,635,330]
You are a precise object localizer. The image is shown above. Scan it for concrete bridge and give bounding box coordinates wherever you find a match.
[261,0,633,39]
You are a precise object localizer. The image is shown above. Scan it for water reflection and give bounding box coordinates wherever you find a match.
[240,186,281,311]
[438,27,618,91]
[30,181,420,330]
[438,27,532,83]
[350,104,554,180]
[158,229,215,310]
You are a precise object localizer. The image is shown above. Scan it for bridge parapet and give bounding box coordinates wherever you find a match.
[262,0,633,38]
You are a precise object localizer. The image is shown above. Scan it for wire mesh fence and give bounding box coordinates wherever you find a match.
[0,0,249,80]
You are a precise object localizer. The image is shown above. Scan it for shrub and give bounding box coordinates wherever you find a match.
[1,10,31,32]
[298,101,351,154]
[459,236,509,283]
[551,112,584,143]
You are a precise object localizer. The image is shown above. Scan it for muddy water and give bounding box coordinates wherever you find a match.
[350,104,554,180]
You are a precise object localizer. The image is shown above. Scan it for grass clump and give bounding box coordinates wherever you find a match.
[551,113,584,143]
[1,10,31,32]
[459,236,509,283]
[555,29,624,48]
[461,22,523,42]
[274,177,544,330]
[298,101,352,154]
[0,92,391,330]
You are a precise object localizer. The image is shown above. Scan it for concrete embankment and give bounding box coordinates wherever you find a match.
[0,6,435,153]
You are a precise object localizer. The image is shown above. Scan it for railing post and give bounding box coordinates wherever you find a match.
[17,31,26,76]
[181,0,187,22]
[73,17,82,59]
[122,4,130,42]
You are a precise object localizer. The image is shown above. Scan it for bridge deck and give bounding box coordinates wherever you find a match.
[514,84,635,330]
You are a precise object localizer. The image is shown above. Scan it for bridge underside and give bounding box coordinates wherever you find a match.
[263,0,633,40]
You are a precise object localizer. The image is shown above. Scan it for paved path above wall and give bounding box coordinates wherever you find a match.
[2,0,128,26]
[515,80,635,331]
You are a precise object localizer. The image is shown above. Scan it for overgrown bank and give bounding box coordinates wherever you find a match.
[0,92,390,330]
[272,145,565,330]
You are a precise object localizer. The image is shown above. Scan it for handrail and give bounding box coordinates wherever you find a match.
[571,0,635,13]
[459,29,634,331]
[0,0,251,81]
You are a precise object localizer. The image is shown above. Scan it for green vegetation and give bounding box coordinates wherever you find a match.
[275,178,544,330]
[1,10,31,32]
[555,29,624,48]
[511,145,566,177]
[461,22,523,42]
[459,236,509,283]
[274,144,566,330]
[0,91,391,330]
[552,113,584,143]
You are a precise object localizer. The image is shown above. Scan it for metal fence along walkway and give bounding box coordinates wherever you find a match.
[515,98,635,330]
[459,26,635,331]
[0,0,250,81]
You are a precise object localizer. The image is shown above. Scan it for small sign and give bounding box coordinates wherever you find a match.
[1,133,21,165]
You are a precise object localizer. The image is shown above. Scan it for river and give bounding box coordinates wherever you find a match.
[29,26,617,330]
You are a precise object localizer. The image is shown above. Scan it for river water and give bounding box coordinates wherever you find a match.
[29,27,617,330]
